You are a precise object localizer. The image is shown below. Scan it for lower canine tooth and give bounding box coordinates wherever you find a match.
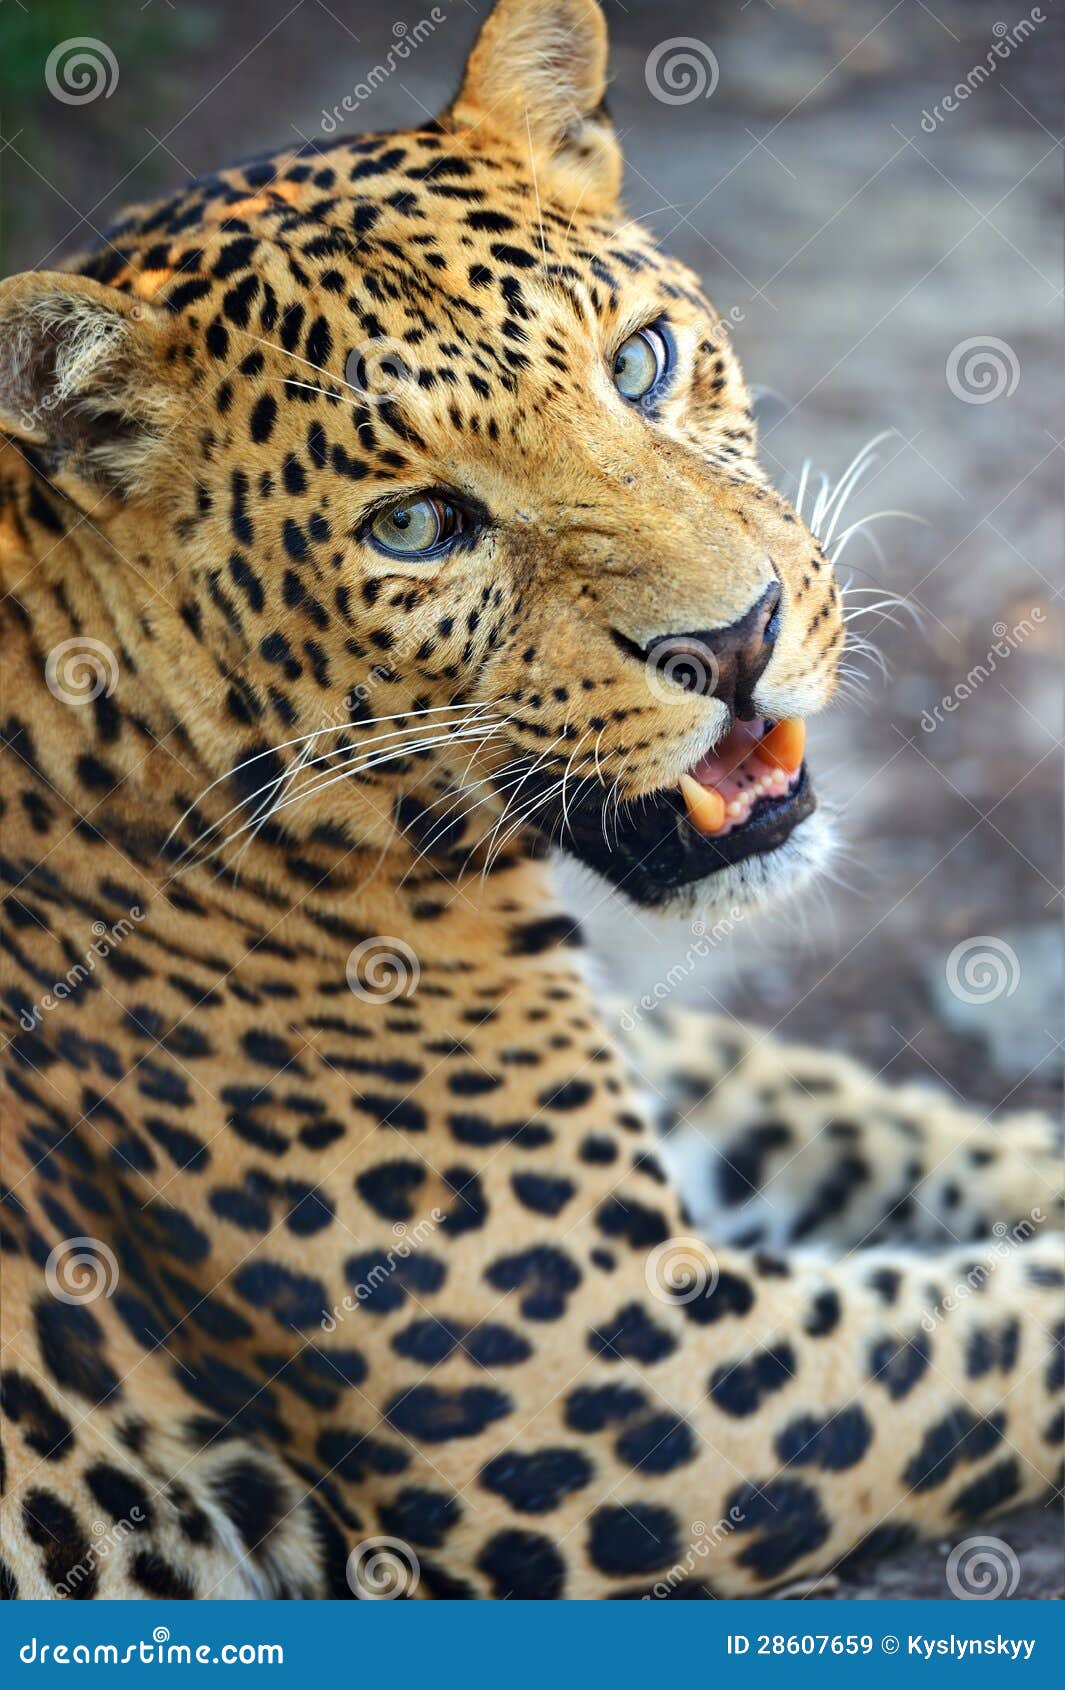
[679,774,727,835]
[760,717,806,774]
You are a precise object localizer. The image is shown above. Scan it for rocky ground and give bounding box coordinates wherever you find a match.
[6,0,1062,1602]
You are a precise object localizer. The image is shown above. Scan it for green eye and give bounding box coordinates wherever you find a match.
[369,495,460,557]
[613,324,669,401]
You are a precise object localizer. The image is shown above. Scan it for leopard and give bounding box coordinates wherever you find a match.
[0,0,1061,1601]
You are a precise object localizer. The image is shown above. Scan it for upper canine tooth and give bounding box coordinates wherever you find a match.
[760,718,806,774]
[679,773,727,835]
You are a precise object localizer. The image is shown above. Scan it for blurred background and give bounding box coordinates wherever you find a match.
[3,0,1062,1593]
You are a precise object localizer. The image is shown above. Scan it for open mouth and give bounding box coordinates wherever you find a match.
[497,716,815,907]
[676,717,806,838]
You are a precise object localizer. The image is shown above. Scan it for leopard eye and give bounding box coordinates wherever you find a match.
[613,324,670,401]
[369,495,461,558]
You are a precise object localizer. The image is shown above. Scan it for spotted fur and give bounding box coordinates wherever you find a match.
[1,0,1061,1601]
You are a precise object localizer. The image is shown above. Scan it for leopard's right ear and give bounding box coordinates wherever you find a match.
[446,0,621,214]
[0,272,180,495]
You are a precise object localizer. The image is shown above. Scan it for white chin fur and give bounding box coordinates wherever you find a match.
[655,806,837,926]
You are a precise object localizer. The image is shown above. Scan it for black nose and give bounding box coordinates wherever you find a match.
[625,583,781,719]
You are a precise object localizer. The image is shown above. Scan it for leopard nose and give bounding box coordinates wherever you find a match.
[623,583,782,719]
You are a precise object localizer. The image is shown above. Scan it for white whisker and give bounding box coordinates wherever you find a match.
[166,701,498,851]
[231,724,507,838]
[191,722,507,869]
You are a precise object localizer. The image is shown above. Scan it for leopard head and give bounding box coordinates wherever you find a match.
[0,0,843,922]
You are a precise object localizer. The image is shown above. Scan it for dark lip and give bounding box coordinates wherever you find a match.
[493,751,815,907]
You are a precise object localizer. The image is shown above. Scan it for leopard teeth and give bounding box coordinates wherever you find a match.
[678,774,727,836]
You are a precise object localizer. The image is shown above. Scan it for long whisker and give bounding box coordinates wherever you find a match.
[793,458,812,521]
[394,726,530,881]
[830,510,928,565]
[228,326,360,394]
[472,733,569,883]
[230,733,315,878]
[179,720,504,873]
[841,585,924,630]
[559,730,592,839]
[166,701,498,850]
[264,376,379,413]
[208,723,510,861]
[484,776,568,874]
[816,430,897,545]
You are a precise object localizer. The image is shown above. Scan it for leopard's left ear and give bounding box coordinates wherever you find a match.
[447,0,621,213]
[0,271,180,498]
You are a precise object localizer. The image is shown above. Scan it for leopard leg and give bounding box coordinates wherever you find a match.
[345,1130,1064,1598]
[0,1401,325,1601]
[618,1006,1062,1252]
[3,1051,1060,1602]
[0,1229,330,1601]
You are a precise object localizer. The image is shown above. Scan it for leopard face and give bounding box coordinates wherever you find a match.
[0,0,843,924]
